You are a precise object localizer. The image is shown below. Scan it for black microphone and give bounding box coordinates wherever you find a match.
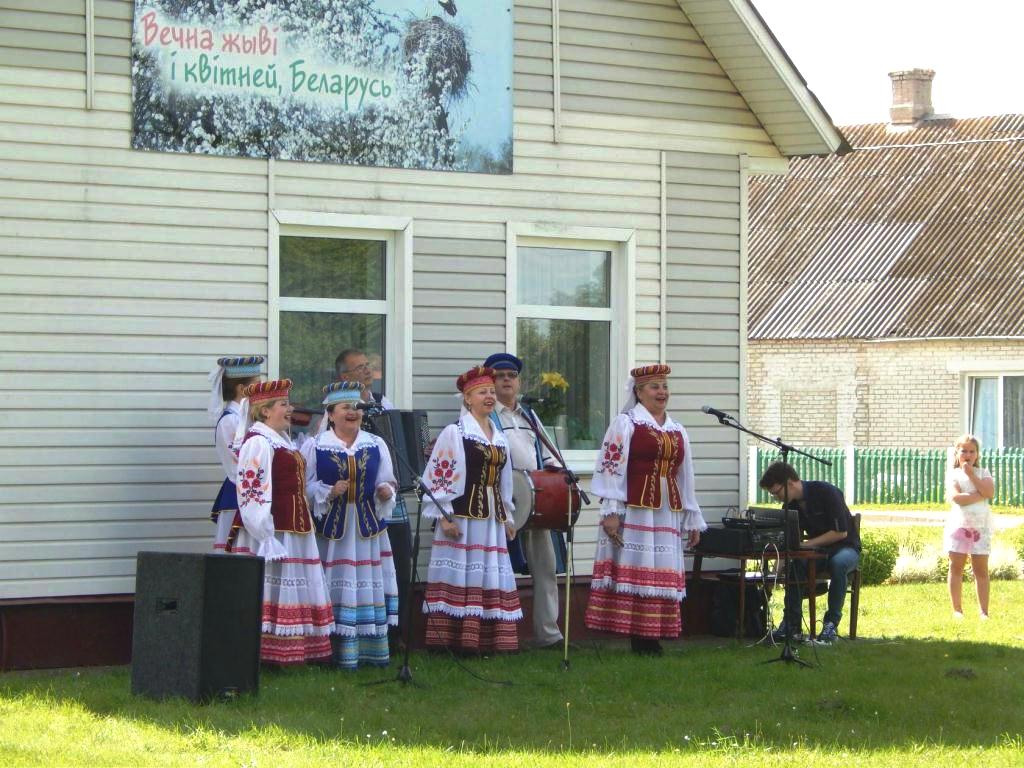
[701,405,734,421]
[520,395,545,405]
[354,400,383,412]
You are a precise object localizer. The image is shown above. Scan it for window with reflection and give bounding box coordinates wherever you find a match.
[969,374,1023,448]
[278,235,388,411]
[515,246,613,451]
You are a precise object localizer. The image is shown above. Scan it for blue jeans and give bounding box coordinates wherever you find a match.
[783,546,860,629]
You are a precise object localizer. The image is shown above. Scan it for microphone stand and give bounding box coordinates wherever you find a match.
[358,403,455,687]
[701,411,827,668]
[520,402,589,671]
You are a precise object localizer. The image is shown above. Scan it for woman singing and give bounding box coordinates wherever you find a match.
[229,379,333,666]
[421,366,523,653]
[585,364,706,655]
[302,380,400,669]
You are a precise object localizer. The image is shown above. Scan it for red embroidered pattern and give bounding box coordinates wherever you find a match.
[599,434,625,476]
[585,590,681,638]
[428,447,460,494]
[425,613,519,652]
[260,634,332,665]
[423,584,522,614]
[431,539,509,554]
[621,522,683,536]
[262,602,334,629]
[238,462,268,506]
[591,561,685,591]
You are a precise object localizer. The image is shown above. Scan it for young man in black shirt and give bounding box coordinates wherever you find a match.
[759,461,861,644]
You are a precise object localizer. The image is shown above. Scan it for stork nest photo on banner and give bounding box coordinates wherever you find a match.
[130,0,514,173]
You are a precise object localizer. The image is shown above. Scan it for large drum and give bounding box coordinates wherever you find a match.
[511,468,582,532]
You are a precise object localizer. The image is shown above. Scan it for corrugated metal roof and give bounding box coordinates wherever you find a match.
[748,115,1024,339]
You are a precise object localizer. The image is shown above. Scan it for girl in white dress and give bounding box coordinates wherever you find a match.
[302,380,400,669]
[944,433,996,619]
[421,366,523,653]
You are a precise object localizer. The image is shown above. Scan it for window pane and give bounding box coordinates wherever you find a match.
[280,236,385,300]
[971,377,998,449]
[1004,376,1024,448]
[517,318,609,451]
[280,311,385,410]
[517,247,610,308]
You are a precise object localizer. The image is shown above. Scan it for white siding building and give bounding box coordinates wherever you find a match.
[0,0,845,663]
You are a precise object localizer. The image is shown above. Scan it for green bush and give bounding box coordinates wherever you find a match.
[1014,526,1024,564]
[859,529,899,585]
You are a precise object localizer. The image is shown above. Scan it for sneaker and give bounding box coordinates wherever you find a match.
[770,622,803,644]
[980,612,990,621]
[952,610,964,620]
[815,621,839,645]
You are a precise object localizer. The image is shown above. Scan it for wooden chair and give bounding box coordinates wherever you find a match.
[808,512,862,639]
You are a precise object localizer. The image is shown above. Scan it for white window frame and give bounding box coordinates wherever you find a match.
[965,371,1024,449]
[268,211,413,407]
[506,221,636,469]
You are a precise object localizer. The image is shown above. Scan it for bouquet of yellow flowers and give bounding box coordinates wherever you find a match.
[529,371,570,424]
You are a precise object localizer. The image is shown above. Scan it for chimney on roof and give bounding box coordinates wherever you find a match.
[888,69,935,124]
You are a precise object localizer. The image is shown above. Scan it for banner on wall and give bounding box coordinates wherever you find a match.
[131,1,513,174]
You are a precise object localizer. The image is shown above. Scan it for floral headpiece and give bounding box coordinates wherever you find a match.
[456,366,496,394]
[631,364,671,385]
[322,380,363,405]
[245,379,292,404]
[207,355,264,421]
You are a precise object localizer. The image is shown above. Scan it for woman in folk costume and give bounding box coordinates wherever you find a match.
[421,366,523,653]
[585,365,706,655]
[229,379,333,665]
[301,381,400,669]
[208,356,263,552]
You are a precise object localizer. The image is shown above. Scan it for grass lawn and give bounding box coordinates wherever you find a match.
[851,503,1024,516]
[3,582,1023,767]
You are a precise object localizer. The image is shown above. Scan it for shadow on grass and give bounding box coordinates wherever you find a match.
[2,633,1023,754]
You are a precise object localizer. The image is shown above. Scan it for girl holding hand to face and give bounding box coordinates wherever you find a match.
[945,434,996,620]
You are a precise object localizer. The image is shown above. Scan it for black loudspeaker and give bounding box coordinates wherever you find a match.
[710,579,768,638]
[400,409,430,478]
[131,552,263,702]
[365,410,430,491]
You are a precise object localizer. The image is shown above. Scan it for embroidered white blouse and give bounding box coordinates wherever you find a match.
[214,400,242,479]
[420,412,516,521]
[235,421,295,561]
[591,404,705,531]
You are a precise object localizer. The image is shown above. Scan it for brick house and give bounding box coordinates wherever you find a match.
[746,70,1024,452]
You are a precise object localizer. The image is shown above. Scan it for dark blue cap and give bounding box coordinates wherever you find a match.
[483,352,523,372]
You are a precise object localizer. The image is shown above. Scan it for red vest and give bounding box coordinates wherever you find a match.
[624,423,685,512]
[451,437,509,521]
[247,431,314,535]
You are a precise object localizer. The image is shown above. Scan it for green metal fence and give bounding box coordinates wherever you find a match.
[754,448,845,504]
[754,447,1024,506]
[854,448,946,504]
[984,448,1024,506]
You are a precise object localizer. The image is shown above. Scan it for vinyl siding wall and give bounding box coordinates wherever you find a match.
[2,0,771,598]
